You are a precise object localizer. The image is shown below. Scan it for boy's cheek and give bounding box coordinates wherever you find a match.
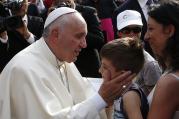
[102,69,111,81]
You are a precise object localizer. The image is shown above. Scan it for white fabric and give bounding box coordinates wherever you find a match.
[147,86,155,106]
[23,14,28,26]
[0,38,107,119]
[22,15,35,43]
[9,0,23,2]
[0,36,8,43]
[138,0,150,21]
[26,32,35,43]
[117,10,143,31]
[36,0,45,13]
[86,78,103,91]
[44,7,76,28]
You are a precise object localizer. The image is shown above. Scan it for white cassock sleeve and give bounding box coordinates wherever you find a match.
[0,61,107,119]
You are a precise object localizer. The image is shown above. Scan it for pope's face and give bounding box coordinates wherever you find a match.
[55,15,87,62]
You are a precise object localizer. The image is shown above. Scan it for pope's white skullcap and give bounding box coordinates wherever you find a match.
[44,7,77,29]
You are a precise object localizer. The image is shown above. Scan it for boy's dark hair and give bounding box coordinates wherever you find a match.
[100,37,144,74]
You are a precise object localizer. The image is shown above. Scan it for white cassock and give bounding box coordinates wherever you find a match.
[0,38,107,119]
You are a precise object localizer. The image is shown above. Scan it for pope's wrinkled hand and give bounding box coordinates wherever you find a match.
[98,71,136,106]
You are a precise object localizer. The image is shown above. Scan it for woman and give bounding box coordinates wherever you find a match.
[99,37,149,119]
[145,0,179,118]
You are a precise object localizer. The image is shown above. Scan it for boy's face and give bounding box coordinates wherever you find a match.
[99,57,121,81]
[117,25,142,39]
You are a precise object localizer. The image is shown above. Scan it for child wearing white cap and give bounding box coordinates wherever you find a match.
[117,10,143,39]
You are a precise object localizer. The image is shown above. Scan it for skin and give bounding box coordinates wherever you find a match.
[99,57,142,119]
[145,17,179,119]
[115,24,145,119]
[16,21,32,39]
[0,31,8,40]
[14,0,28,17]
[46,13,87,63]
[145,17,173,58]
[13,0,32,39]
[147,74,179,119]
[98,57,136,106]
[99,58,119,81]
[117,25,142,39]
[123,91,143,119]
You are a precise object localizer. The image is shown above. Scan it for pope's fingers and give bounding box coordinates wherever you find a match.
[119,73,136,89]
[124,73,136,82]
[111,71,133,83]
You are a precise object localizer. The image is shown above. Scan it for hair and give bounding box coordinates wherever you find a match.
[148,0,179,71]
[51,0,75,9]
[42,13,74,38]
[100,37,144,74]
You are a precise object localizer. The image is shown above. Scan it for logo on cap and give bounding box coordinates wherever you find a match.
[123,15,127,19]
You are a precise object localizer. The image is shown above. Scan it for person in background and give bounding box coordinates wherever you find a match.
[27,2,40,16]
[116,10,161,95]
[8,0,44,39]
[28,0,47,20]
[82,0,117,42]
[75,4,104,77]
[0,0,44,72]
[99,37,148,119]
[0,30,8,72]
[145,0,179,118]
[113,0,159,56]
[0,7,135,119]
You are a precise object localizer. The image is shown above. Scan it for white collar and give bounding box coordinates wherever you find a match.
[0,36,8,43]
[138,0,148,8]
[22,14,28,25]
[37,38,66,68]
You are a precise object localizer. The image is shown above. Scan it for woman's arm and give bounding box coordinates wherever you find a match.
[148,74,179,119]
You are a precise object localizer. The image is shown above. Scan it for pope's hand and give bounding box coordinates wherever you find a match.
[98,71,136,106]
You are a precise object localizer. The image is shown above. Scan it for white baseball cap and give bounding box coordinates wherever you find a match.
[117,10,143,31]
[44,7,77,29]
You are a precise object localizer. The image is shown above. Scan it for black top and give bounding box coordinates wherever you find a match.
[75,5,104,77]
[82,0,117,19]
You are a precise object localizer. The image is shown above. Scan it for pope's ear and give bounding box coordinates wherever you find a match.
[51,28,59,38]
[49,27,59,42]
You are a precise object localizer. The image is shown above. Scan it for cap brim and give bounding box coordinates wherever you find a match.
[117,19,143,31]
